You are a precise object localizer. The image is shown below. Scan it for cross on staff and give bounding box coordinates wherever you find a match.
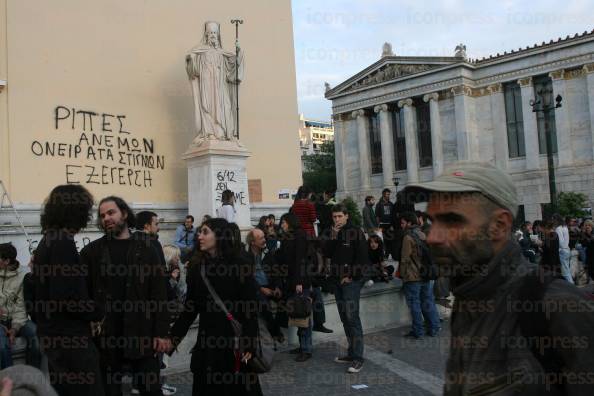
[231,19,243,140]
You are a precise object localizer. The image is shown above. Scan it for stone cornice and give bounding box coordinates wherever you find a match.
[0,80,5,93]
[373,104,389,113]
[423,92,439,102]
[584,63,594,74]
[397,98,413,108]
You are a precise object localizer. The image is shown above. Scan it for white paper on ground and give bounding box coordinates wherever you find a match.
[352,384,369,390]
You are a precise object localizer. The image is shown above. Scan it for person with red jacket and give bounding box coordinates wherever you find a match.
[290,186,318,237]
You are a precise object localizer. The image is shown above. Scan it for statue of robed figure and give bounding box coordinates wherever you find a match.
[186,21,244,143]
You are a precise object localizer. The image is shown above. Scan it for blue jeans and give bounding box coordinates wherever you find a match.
[334,280,364,361]
[403,281,441,337]
[0,326,13,369]
[295,289,313,354]
[18,320,42,369]
[559,248,574,284]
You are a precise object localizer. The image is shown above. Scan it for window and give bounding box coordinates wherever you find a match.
[368,112,383,174]
[415,100,433,167]
[533,75,558,154]
[391,109,407,171]
[504,82,526,158]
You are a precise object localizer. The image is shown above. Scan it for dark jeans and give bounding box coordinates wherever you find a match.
[403,281,441,337]
[311,286,327,328]
[0,326,12,369]
[292,289,313,354]
[100,348,161,396]
[380,224,393,259]
[18,320,42,369]
[43,336,104,396]
[0,320,42,369]
[334,279,364,361]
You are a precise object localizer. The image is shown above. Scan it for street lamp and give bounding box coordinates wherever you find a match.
[530,89,562,214]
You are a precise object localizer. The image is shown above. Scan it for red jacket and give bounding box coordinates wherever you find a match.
[291,199,317,237]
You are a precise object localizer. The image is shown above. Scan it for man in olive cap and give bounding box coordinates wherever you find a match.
[403,162,594,396]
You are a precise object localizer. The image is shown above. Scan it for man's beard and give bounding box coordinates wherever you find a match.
[208,38,219,47]
[430,223,495,287]
[104,219,127,238]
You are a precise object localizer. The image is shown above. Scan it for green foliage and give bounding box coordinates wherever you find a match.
[556,192,589,218]
[302,140,336,193]
[341,196,362,228]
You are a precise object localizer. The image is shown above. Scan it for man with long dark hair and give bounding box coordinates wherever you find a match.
[34,184,102,395]
[80,196,170,396]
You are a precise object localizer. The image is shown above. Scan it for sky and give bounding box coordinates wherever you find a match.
[291,0,594,121]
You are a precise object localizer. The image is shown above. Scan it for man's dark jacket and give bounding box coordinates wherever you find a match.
[242,246,283,291]
[80,232,170,360]
[445,240,594,396]
[321,222,369,282]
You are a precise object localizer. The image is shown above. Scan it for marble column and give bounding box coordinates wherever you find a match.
[488,83,509,169]
[423,92,443,176]
[584,63,594,161]
[332,113,346,193]
[397,98,419,183]
[352,109,371,190]
[451,85,477,161]
[549,69,572,167]
[374,104,395,188]
[518,77,540,170]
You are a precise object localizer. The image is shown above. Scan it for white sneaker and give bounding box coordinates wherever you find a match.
[161,384,177,396]
[130,389,140,395]
[364,280,374,288]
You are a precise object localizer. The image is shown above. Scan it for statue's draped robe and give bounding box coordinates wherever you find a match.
[186,46,244,140]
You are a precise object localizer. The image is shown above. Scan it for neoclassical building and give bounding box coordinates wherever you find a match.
[326,31,594,221]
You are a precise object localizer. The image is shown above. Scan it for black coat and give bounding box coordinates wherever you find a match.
[321,222,369,282]
[275,229,311,292]
[169,252,262,395]
[33,230,102,337]
[79,233,170,359]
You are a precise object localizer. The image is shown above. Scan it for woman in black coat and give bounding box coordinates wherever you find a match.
[34,184,104,396]
[580,220,594,281]
[169,218,262,396]
[276,213,312,362]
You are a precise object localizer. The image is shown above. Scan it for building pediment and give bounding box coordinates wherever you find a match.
[326,57,462,99]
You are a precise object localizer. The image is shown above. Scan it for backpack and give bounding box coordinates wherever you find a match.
[407,229,438,281]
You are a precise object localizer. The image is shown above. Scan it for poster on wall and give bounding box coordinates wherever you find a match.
[278,189,290,199]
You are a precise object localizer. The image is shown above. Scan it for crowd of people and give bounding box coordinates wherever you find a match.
[0,163,594,395]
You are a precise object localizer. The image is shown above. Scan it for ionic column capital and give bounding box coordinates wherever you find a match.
[517,77,533,87]
[423,92,439,103]
[549,69,566,81]
[351,109,366,119]
[451,85,472,96]
[374,104,389,114]
[487,83,503,94]
[584,63,594,74]
[397,98,413,108]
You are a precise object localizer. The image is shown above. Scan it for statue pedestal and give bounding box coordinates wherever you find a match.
[183,139,251,228]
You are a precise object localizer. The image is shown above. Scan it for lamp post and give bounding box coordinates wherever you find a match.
[530,89,562,214]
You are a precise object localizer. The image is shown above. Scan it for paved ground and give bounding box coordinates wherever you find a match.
[155,323,450,396]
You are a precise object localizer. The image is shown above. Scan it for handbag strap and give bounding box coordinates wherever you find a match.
[199,264,242,337]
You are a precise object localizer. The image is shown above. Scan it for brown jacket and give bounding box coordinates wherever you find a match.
[399,227,424,283]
